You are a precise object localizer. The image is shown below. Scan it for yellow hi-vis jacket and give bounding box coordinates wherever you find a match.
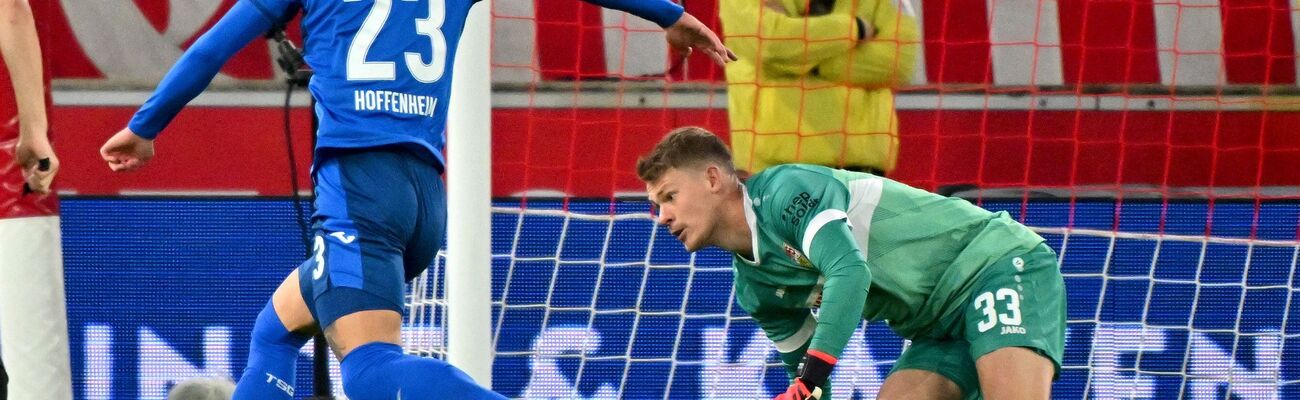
[720,0,919,174]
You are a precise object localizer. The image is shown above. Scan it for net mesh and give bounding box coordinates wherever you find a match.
[407,201,1300,399]
[405,0,1300,398]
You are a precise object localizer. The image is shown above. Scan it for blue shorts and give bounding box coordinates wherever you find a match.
[298,146,446,330]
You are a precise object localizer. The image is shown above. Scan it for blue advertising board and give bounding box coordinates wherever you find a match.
[60,198,1299,399]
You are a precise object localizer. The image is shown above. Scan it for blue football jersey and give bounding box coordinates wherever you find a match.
[129,0,682,169]
[258,0,474,167]
[294,0,473,167]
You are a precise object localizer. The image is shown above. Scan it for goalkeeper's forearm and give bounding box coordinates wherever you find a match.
[776,345,837,400]
[770,219,868,400]
[806,220,871,359]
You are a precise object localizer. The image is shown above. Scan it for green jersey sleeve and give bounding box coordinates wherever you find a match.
[760,167,871,359]
[761,168,851,256]
[804,219,871,360]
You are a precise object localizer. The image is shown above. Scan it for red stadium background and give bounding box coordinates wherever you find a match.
[35,0,1300,197]
[5,2,1297,399]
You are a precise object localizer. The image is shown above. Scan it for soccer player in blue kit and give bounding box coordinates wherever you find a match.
[97,0,736,398]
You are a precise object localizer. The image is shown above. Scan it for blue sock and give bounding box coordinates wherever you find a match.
[232,302,311,400]
[341,342,506,400]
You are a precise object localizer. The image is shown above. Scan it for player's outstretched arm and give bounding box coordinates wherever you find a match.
[103,1,291,172]
[578,0,737,66]
[127,1,287,140]
[0,0,57,193]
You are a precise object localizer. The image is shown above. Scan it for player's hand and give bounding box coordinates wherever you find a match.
[774,378,822,400]
[14,130,59,194]
[665,12,738,67]
[100,128,155,172]
[774,349,836,400]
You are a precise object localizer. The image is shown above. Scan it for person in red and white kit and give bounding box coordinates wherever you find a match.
[0,0,71,398]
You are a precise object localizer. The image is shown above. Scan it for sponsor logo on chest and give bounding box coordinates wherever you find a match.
[781,192,820,225]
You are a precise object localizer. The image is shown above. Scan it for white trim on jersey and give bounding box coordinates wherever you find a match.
[774,314,819,353]
[802,209,850,259]
[739,185,762,265]
[846,177,885,250]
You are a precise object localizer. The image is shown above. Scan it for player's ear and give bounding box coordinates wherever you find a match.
[704,164,723,192]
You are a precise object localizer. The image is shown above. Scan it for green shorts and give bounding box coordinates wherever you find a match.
[890,243,1066,398]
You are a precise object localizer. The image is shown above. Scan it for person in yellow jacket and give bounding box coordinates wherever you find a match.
[720,0,918,176]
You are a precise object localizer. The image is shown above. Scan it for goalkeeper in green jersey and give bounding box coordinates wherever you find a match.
[636,127,1066,400]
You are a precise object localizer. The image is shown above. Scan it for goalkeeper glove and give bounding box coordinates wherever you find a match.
[774,349,836,400]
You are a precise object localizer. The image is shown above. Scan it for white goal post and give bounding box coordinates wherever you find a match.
[444,0,494,386]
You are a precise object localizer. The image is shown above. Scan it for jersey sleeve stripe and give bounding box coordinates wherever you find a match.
[845,177,884,250]
[773,314,819,353]
[802,209,849,257]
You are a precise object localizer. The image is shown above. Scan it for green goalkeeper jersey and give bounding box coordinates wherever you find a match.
[732,164,1045,360]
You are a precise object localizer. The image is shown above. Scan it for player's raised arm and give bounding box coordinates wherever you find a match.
[579,0,737,66]
[0,0,57,193]
[100,1,294,172]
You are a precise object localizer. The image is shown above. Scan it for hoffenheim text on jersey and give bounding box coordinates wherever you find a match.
[353,90,438,118]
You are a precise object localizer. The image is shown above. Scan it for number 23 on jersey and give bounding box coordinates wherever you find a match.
[345,0,448,82]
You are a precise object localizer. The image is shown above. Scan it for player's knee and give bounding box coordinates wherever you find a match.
[974,347,1054,400]
[234,302,309,400]
[340,342,403,399]
[250,302,310,350]
[392,357,503,399]
[340,342,503,400]
[878,369,963,400]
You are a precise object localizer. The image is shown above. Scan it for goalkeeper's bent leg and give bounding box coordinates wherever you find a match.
[341,342,506,400]
[232,300,311,399]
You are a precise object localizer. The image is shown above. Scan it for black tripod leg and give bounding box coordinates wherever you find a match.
[1,355,8,400]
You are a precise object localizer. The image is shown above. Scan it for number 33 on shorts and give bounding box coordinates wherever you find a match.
[974,287,1024,334]
[962,247,1067,372]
